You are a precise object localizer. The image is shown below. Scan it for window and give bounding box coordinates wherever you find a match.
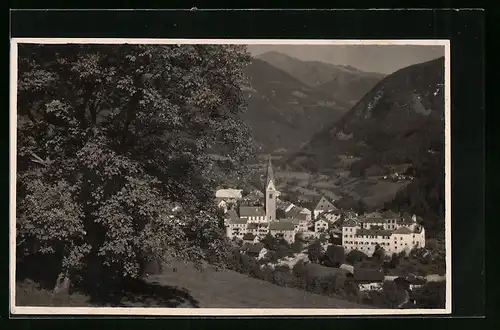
[269,193,272,199]
[400,237,403,240]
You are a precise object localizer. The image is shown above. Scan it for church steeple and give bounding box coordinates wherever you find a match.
[266,155,275,189]
[265,155,277,221]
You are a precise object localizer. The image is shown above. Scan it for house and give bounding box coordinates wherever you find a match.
[246,222,269,238]
[319,209,342,224]
[225,213,248,240]
[314,218,329,233]
[217,199,229,213]
[243,242,267,259]
[269,221,296,244]
[353,269,385,292]
[313,196,338,219]
[285,206,310,232]
[242,233,259,244]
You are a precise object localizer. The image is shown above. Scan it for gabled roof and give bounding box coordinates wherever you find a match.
[358,212,386,223]
[247,242,266,254]
[269,221,296,231]
[353,269,385,283]
[314,218,330,224]
[242,233,257,241]
[382,210,400,219]
[226,210,247,224]
[314,196,337,212]
[239,206,266,217]
[393,227,413,235]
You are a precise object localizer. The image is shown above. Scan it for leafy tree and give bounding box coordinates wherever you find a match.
[307,240,324,263]
[346,250,368,265]
[412,281,446,309]
[16,44,256,294]
[290,240,303,253]
[261,234,278,251]
[389,253,401,268]
[322,245,346,267]
[372,244,386,261]
[380,281,408,308]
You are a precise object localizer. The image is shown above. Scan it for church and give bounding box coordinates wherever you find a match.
[224,157,302,244]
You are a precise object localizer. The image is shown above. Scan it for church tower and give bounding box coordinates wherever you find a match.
[265,156,277,222]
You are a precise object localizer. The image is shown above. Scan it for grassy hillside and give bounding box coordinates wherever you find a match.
[257,51,385,105]
[242,58,348,152]
[16,261,370,309]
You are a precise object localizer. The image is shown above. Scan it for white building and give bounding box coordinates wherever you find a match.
[342,211,426,257]
[314,219,329,233]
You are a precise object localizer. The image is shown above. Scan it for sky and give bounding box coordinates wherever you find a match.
[247,45,445,75]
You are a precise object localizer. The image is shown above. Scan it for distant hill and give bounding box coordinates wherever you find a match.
[287,57,446,234]
[242,58,348,152]
[256,51,385,105]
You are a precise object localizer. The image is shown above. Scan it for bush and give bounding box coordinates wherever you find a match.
[346,250,368,265]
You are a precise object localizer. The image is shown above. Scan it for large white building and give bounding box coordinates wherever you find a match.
[342,210,426,256]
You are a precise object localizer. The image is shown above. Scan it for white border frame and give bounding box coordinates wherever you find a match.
[9,38,451,316]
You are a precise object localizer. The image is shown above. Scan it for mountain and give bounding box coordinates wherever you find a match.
[287,57,445,234]
[242,58,349,152]
[256,51,385,105]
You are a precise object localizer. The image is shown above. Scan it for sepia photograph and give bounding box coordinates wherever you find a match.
[10,39,450,316]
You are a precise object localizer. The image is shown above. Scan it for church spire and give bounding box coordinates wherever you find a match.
[266,155,274,188]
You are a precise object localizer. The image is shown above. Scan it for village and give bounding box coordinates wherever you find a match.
[215,158,445,306]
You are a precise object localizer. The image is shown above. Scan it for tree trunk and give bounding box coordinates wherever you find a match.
[53,272,71,295]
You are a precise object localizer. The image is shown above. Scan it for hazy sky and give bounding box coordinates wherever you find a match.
[247,45,445,75]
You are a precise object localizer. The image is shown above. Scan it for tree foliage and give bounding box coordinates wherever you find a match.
[16,44,256,288]
[307,240,324,263]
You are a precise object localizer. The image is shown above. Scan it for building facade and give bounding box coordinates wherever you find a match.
[342,212,426,256]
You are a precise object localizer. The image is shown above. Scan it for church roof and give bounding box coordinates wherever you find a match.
[266,156,275,188]
[239,206,266,217]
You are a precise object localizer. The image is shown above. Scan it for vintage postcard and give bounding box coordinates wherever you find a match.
[10,38,451,316]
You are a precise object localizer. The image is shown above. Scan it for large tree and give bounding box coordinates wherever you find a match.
[16,44,256,292]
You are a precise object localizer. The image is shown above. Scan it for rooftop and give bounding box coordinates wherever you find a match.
[393,227,413,235]
[353,269,385,283]
[226,210,247,224]
[247,242,266,254]
[239,206,266,217]
[242,233,257,241]
[269,221,296,231]
[247,222,269,229]
[314,196,337,212]
[382,210,400,219]
[215,189,243,199]
[305,263,349,279]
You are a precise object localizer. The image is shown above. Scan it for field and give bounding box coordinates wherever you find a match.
[16,261,370,309]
